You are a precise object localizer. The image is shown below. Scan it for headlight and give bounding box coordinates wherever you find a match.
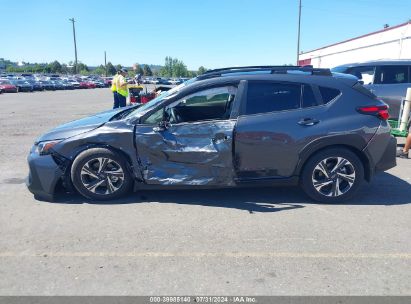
[35,140,62,155]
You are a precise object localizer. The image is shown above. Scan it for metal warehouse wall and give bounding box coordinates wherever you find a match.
[298,21,411,68]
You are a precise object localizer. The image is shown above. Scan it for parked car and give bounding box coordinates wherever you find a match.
[79,81,96,89]
[332,60,411,119]
[67,79,81,89]
[27,66,396,203]
[39,80,56,91]
[50,80,65,90]
[0,79,18,93]
[10,79,33,92]
[26,79,44,91]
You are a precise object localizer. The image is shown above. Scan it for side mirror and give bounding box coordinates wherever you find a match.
[358,80,364,85]
[153,121,171,132]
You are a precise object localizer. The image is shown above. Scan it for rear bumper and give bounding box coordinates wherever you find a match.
[375,135,397,172]
[26,151,63,201]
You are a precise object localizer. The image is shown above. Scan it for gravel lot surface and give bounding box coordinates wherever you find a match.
[0,89,410,295]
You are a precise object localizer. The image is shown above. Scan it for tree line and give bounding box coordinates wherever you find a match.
[4,57,208,77]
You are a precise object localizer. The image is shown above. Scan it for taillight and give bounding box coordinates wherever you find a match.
[357,105,389,120]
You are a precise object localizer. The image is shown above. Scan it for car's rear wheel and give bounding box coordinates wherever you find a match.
[301,148,364,203]
[71,148,132,200]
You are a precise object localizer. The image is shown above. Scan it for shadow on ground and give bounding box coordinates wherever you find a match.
[50,172,411,213]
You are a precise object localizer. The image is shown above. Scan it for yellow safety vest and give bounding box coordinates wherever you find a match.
[116,74,128,97]
[110,74,118,92]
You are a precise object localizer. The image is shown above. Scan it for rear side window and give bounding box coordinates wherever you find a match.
[374,65,410,84]
[302,85,320,108]
[319,87,341,104]
[346,66,375,85]
[245,82,301,115]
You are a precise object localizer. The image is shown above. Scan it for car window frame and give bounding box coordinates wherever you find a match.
[139,82,242,125]
[239,80,324,117]
[373,65,411,85]
[346,65,376,85]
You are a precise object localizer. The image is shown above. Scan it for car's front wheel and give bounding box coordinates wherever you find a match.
[301,148,364,203]
[71,148,132,200]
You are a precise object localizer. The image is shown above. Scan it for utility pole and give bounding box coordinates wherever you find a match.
[69,18,78,74]
[296,0,302,65]
[104,51,107,76]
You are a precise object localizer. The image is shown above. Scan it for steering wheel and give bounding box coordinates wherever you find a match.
[169,108,180,123]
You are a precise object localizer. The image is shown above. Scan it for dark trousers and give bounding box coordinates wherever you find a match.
[113,92,127,109]
[113,92,119,109]
[117,94,127,108]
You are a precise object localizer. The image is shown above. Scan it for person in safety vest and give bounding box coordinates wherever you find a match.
[111,71,120,109]
[115,68,129,108]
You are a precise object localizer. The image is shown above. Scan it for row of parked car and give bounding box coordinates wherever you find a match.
[0,74,110,94]
[141,77,190,85]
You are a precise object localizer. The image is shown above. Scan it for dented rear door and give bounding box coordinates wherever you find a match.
[134,119,236,186]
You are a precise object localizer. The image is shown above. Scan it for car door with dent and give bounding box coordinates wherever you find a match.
[134,85,242,186]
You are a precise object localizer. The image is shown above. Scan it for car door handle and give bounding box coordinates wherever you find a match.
[298,118,320,126]
[213,133,230,142]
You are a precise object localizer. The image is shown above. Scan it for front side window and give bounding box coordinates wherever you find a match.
[245,82,301,115]
[143,86,237,124]
[346,66,375,85]
[374,65,410,84]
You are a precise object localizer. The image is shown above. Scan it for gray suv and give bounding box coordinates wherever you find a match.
[332,60,411,119]
[27,66,397,204]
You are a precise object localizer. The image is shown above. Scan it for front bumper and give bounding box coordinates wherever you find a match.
[26,151,63,201]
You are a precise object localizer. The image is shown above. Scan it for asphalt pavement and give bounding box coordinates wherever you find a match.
[0,88,410,295]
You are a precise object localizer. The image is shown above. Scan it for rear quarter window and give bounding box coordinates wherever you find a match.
[319,87,341,104]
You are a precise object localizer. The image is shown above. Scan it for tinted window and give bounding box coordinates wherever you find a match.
[302,85,319,108]
[319,87,341,103]
[346,66,375,85]
[375,65,410,84]
[246,82,301,115]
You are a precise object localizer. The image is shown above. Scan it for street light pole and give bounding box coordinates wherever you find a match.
[104,51,107,77]
[69,18,78,74]
[296,0,302,65]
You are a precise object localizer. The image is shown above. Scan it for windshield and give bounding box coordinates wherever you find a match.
[125,78,197,120]
[0,80,11,85]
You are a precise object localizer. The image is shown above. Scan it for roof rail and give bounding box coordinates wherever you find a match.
[198,65,332,80]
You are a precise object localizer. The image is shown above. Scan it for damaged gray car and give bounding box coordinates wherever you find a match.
[27,66,397,203]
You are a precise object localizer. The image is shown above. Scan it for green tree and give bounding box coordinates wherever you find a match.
[116,64,122,71]
[106,62,116,75]
[77,62,89,73]
[94,65,106,75]
[197,66,207,75]
[159,56,188,77]
[49,60,62,73]
[133,63,144,75]
[143,65,153,76]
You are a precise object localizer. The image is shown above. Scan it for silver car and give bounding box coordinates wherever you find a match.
[332,60,411,119]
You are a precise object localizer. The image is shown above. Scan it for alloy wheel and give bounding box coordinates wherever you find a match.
[312,156,356,197]
[80,157,125,195]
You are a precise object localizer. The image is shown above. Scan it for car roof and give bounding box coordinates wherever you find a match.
[334,59,411,68]
[179,72,356,95]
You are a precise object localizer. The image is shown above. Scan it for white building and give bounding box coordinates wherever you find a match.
[298,21,411,68]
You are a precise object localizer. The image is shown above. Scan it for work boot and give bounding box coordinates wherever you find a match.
[396,149,409,159]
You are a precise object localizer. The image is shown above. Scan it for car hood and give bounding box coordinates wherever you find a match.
[35,106,136,143]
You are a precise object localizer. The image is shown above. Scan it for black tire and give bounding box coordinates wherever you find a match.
[71,148,132,200]
[301,147,364,203]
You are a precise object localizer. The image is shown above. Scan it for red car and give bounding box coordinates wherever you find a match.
[0,79,18,93]
[79,81,96,89]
